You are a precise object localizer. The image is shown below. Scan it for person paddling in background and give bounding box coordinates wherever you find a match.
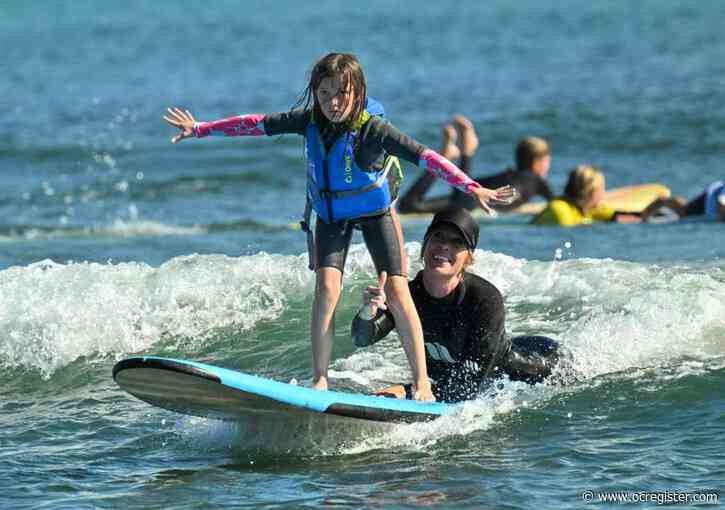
[164,52,516,401]
[533,164,642,227]
[398,115,553,214]
[352,208,571,403]
[640,180,725,222]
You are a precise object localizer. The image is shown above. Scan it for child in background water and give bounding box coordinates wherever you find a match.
[164,52,515,401]
[399,115,552,214]
[532,165,641,226]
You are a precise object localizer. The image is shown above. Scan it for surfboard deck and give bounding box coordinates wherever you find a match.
[596,183,671,213]
[113,357,454,424]
[399,183,670,219]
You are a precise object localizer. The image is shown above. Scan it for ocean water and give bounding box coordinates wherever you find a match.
[1,1,724,508]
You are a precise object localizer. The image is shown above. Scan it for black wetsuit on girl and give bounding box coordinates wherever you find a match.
[398,154,553,214]
[265,110,426,276]
[352,271,569,403]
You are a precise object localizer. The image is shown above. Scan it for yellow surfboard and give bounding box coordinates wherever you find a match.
[598,183,671,212]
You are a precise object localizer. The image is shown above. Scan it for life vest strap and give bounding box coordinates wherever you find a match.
[319,156,397,199]
[300,198,316,271]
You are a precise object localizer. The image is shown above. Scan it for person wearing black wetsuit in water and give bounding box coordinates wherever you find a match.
[640,180,725,222]
[352,207,574,403]
[398,116,554,215]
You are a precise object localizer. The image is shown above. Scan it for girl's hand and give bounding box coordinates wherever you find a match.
[472,185,519,215]
[163,107,197,144]
[362,271,388,318]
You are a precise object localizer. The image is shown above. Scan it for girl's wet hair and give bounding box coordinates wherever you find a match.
[295,53,367,133]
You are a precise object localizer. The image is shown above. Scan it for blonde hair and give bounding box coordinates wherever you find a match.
[564,164,605,209]
[515,136,550,170]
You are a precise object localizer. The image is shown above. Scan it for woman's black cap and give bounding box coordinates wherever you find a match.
[424,208,480,250]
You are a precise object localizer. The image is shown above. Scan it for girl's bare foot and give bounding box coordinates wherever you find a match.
[312,377,328,391]
[453,115,479,157]
[440,124,461,161]
[375,385,407,399]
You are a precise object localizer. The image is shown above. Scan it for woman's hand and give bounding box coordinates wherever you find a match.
[361,271,387,319]
[163,107,197,144]
[472,185,519,215]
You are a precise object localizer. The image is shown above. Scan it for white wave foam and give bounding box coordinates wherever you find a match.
[0,253,313,376]
[343,246,725,382]
[3,241,723,396]
[105,219,206,237]
[0,220,206,242]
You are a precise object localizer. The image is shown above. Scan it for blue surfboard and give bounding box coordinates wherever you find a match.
[113,357,454,424]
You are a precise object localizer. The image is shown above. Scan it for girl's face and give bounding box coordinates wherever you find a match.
[423,226,471,277]
[532,154,551,178]
[584,181,606,211]
[316,76,355,123]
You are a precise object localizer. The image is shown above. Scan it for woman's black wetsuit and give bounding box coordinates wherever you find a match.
[398,154,553,214]
[352,271,568,402]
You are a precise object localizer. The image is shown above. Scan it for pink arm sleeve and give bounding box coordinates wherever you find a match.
[418,149,481,194]
[193,114,266,138]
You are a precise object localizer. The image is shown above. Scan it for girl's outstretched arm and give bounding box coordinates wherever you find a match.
[163,107,266,143]
[419,149,517,215]
[369,117,516,215]
[397,124,464,214]
[193,114,266,138]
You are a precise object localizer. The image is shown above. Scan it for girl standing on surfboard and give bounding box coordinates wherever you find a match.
[164,52,515,401]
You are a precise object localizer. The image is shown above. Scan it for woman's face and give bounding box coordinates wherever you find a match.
[316,76,355,123]
[423,226,471,277]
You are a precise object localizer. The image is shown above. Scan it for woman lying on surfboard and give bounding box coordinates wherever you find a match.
[164,52,516,401]
[352,207,575,403]
[397,115,553,214]
[532,164,642,227]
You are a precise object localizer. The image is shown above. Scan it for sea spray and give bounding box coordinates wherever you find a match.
[0,253,314,377]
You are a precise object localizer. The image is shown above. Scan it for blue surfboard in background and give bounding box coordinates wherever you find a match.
[113,357,454,424]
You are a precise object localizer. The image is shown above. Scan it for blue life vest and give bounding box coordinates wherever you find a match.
[304,98,395,224]
[703,180,725,218]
